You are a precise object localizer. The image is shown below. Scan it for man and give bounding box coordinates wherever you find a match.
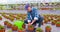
[24,4,43,28]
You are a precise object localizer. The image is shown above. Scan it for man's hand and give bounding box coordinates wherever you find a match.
[28,23,32,26]
[31,20,36,25]
[28,19,36,26]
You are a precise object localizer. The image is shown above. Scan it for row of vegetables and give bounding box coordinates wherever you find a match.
[0,13,60,32]
[0,21,52,32]
[40,8,60,10]
[43,14,60,27]
[0,13,26,21]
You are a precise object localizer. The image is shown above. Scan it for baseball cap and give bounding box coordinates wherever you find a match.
[25,3,30,10]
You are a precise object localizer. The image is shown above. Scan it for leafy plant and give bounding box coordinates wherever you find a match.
[2,12,5,14]
[16,16,20,20]
[0,25,4,30]
[0,16,2,18]
[17,14,21,16]
[51,20,55,23]
[36,27,43,32]
[8,16,11,19]
[4,21,9,24]
[56,22,60,24]
[9,17,14,21]
[19,28,24,30]
[11,17,14,20]
[4,21,8,22]
[2,13,6,16]
[9,14,13,16]
[8,29,12,32]
[57,18,60,21]
[46,25,51,28]
[29,25,33,28]
[19,20,24,22]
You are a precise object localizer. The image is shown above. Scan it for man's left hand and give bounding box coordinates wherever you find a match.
[28,23,32,26]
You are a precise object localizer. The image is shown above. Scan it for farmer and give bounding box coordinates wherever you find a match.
[24,4,44,29]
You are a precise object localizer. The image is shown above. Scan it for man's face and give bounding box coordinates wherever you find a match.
[27,7,32,12]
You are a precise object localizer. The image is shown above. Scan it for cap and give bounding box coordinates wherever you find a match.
[25,3,30,10]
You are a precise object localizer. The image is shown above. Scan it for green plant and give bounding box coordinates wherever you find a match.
[16,16,20,20]
[0,25,4,30]
[57,18,60,21]
[18,20,24,22]
[11,17,14,20]
[0,25,5,32]
[51,20,55,23]
[4,21,8,22]
[45,25,51,32]
[56,22,60,24]
[11,25,18,31]
[18,28,25,32]
[46,26,51,28]
[0,16,2,18]
[0,16,2,20]
[2,12,5,15]
[9,14,13,17]
[56,22,60,27]
[8,29,12,32]
[9,17,14,21]
[19,28,24,30]
[2,13,6,16]
[4,21,9,25]
[7,22,12,28]
[28,25,34,31]
[8,16,11,19]
[29,25,33,28]
[51,20,56,25]
[17,14,21,16]
[36,27,43,32]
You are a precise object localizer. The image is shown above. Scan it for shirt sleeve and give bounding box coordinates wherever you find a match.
[27,12,31,22]
[34,8,39,20]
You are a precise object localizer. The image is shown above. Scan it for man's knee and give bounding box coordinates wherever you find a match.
[24,19,28,24]
[40,17,44,22]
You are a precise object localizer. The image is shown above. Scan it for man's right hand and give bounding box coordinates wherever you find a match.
[28,22,32,26]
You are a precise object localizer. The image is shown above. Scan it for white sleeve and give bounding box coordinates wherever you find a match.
[28,20,31,22]
[34,17,38,20]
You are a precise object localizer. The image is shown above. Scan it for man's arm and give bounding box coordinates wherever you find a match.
[31,8,39,25]
[31,19,36,24]
[27,12,31,23]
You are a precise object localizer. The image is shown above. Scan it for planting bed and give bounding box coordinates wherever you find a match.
[0,14,60,32]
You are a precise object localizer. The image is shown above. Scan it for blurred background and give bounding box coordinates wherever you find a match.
[0,0,60,32]
[0,0,60,10]
[0,0,60,15]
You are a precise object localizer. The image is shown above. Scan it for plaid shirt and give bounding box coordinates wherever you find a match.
[27,7,40,22]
